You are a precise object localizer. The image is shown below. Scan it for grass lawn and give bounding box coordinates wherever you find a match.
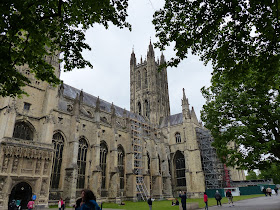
[102,194,264,209]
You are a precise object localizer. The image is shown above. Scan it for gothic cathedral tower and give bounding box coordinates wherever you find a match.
[130,41,170,125]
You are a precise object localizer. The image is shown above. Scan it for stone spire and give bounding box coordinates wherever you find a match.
[182,88,191,119]
[95,96,100,112]
[130,48,136,66]
[111,102,116,117]
[79,89,84,103]
[191,106,199,124]
[147,39,154,58]
[160,52,165,65]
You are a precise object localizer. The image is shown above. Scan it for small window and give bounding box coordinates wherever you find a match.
[24,102,31,111]
[175,132,181,143]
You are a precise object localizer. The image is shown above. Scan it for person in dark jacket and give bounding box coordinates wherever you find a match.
[214,190,222,206]
[80,189,101,210]
[147,196,153,210]
[263,188,267,196]
[226,190,234,207]
[179,191,187,210]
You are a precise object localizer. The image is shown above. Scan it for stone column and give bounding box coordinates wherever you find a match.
[63,118,79,205]
[0,99,16,139]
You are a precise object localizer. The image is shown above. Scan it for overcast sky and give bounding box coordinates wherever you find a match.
[60,0,213,120]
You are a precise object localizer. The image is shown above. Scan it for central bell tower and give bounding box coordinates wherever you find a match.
[130,41,170,125]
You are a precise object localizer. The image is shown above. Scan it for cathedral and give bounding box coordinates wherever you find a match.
[0,41,245,209]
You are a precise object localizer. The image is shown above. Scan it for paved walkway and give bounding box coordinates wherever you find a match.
[203,195,280,210]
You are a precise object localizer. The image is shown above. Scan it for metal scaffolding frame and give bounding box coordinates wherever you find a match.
[130,119,149,201]
[196,127,229,189]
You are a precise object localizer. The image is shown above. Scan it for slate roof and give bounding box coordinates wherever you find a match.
[160,113,183,128]
[59,84,146,123]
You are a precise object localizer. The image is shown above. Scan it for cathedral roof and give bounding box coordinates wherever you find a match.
[59,84,147,123]
[160,113,183,128]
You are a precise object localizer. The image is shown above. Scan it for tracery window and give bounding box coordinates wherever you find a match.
[144,100,150,118]
[13,121,33,140]
[137,102,142,116]
[158,155,161,174]
[147,152,151,175]
[117,146,125,189]
[77,138,88,189]
[144,69,148,88]
[174,151,186,186]
[100,142,108,190]
[137,71,141,89]
[50,132,64,189]
[175,132,181,143]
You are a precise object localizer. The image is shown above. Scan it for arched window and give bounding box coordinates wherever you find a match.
[175,132,181,143]
[13,121,33,140]
[137,101,142,116]
[144,69,148,88]
[118,146,125,189]
[147,152,150,175]
[50,132,64,189]
[77,138,88,189]
[144,100,150,118]
[137,71,141,89]
[158,155,161,174]
[100,142,108,190]
[174,151,186,186]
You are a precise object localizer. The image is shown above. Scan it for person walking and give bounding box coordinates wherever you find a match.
[204,192,208,210]
[266,187,272,197]
[58,198,64,210]
[214,190,222,206]
[263,187,267,196]
[27,199,35,210]
[274,187,278,195]
[147,196,153,210]
[179,191,187,210]
[226,190,234,207]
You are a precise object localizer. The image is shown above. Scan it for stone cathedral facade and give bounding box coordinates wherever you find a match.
[0,42,245,209]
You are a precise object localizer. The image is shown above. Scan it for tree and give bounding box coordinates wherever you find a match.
[153,0,280,170]
[259,163,280,184]
[1,0,130,97]
[246,171,258,180]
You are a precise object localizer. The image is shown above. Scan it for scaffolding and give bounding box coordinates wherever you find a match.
[130,119,149,200]
[196,127,229,189]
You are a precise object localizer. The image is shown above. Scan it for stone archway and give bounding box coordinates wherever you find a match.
[9,182,32,210]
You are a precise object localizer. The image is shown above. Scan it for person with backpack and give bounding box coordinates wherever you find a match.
[27,199,35,210]
[226,190,234,207]
[214,190,222,206]
[80,189,101,210]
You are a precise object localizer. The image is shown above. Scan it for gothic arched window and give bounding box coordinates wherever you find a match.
[147,152,151,175]
[174,151,186,186]
[144,100,150,118]
[118,146,125,189]
[50,132,64,189]
[100,142,108,190]
[144,69,148,88]
[13,121,33,140]
[137,101,142,116]
[175,132,181,143]
[158,155,161,174]
[77,138,88,189]
[137,71,141,89]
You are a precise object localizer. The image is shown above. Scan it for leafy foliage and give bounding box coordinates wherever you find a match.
[259,163,280,184]
[153,0,280,170]
[246,171,258,180]
[0,0,130,97]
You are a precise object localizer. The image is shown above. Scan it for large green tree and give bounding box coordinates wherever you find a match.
[153,0,280,170]
[1,0,130,97]
[259,163,280,184]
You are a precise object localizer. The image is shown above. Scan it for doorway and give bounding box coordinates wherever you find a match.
[9,182,32,210]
